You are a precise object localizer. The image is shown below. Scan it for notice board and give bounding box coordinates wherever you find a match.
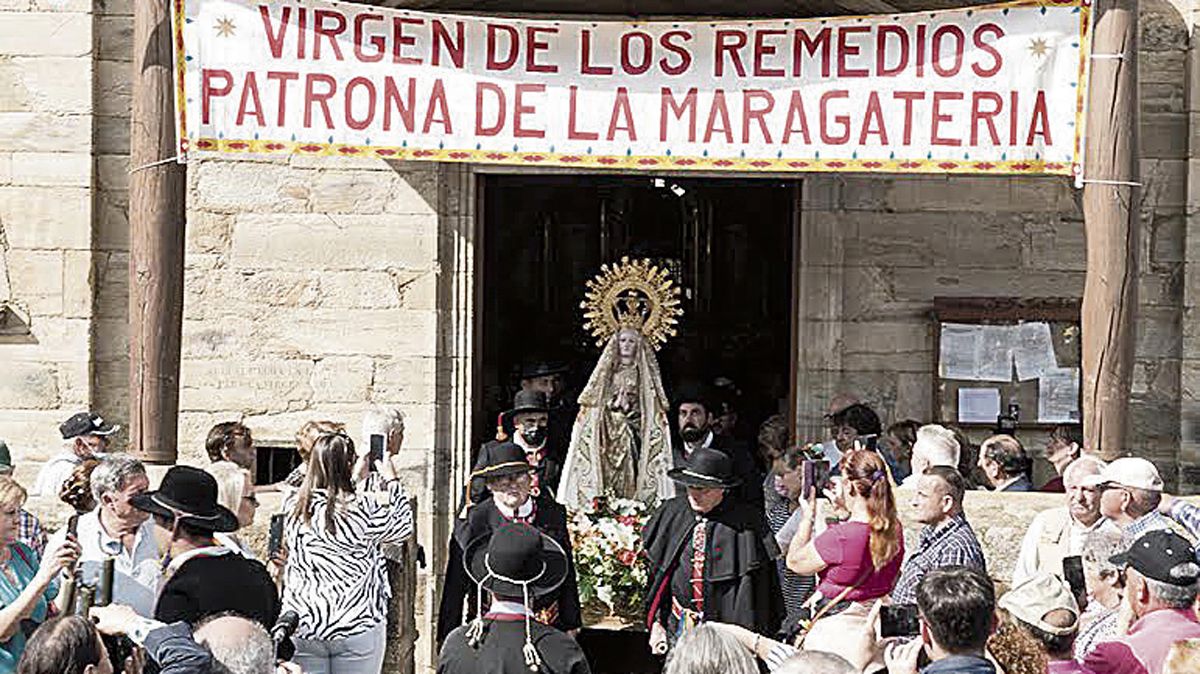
[932,298,1082,430]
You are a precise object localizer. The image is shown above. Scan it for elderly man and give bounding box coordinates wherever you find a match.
[437,442,580,646]
[643,447,782,654]
[898,425,960,489]
[36,411,119,497]
[43,454,161,616]
[1082,530,1200,674]
[92,604,296,674]
[892,466,987,606]
[1079,457,1173,546]
[977,434,1034,492]
[1012,456,1116,584]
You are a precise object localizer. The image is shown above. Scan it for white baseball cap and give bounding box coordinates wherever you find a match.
[1078,457,1164,491]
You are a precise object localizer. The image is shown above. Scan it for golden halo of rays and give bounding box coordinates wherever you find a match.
[581,257,682,351]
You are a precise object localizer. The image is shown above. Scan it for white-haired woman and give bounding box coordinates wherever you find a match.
[361,407,405,490]
[204,461,258,558]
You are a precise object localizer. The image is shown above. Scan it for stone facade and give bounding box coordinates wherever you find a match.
[0,1,1198,672]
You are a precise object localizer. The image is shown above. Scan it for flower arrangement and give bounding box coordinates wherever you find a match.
[567,496,650,624]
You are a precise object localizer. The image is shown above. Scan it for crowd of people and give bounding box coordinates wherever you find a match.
[0,407,413,674]
[433,371,1200,674]
[2,367,1200,674]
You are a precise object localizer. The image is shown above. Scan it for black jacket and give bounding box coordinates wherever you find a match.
[155,551,280,630]
[672,435,764,510]
[642,495,783,638]
[438,617,590,674]
[436,496,582,645]
[467,440,564,505]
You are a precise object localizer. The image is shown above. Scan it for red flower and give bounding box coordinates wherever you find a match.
[617,550,637,566]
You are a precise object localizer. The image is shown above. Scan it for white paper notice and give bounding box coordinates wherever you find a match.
[1038,368,1081,423]
[940,323,982,380]
[958,388,1002,424]
[977,325,1016,382]
[1015,322,1057,381]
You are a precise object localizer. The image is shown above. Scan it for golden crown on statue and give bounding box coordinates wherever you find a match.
[581,257,682,351]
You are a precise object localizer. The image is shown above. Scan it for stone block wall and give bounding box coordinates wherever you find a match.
[182,155,473,672]
[0,0,97,488]
[796,0,1192,487]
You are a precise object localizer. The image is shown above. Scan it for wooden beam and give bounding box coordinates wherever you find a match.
[1081,0,1139,459]
[129,0,186,464]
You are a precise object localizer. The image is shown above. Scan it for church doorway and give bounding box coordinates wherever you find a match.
[476,173,800,457]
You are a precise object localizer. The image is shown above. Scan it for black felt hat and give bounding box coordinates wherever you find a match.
[518,361,569,380]
[672,381,716,413]
[507,390,549,418]
[667,447,742,489]
[471,442,535,481]
[464,522,568,599]
[130,466,239,533]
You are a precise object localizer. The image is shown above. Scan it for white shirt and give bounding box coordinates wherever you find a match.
[34,453,83,497]
[1011,506,1117,584]
[43,510,162,617]
[214,532,257,560]
[494,498,534,520]
[683,431,714,457]
[165,545,232,578]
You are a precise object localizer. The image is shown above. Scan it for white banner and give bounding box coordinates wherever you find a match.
[173,0,1089,175]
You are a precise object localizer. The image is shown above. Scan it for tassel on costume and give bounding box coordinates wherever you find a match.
[495,413,509,441]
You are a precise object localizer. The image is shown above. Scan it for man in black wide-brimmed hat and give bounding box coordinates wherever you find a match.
[438,522,590,674]
[437,442,581,646]
[642,447,783,654]
[469,390,564,505]
[130,465,279,630]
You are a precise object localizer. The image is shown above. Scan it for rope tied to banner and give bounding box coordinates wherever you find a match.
[128,154,186,174]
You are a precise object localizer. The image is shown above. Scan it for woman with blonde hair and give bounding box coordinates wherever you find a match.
[785,449,904,647]
[0,476,79,671]
[204,461,258,558]
[282,420,346,489]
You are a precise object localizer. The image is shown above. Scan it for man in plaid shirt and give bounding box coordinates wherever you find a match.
[0,440,47,556]
[892,466,986,606]
[1078,458,1179,550]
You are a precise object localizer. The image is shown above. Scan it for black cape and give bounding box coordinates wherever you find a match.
[438,617,590,674]
[468,440,564,505]
[436,496,582,645]
[155,552,280,629]
[642,496,783,638]
[671,436,764,510]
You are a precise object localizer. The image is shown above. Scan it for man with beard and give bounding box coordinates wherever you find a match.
[438,442,581,646]
[673,385,762,508]
[643,447,783,654]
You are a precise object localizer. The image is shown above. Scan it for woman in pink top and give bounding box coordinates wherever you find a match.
[786,449,904,618]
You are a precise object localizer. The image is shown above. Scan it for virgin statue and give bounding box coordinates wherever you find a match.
[557,258,681,511]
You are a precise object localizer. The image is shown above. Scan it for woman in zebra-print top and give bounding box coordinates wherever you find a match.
[281,432,414,674]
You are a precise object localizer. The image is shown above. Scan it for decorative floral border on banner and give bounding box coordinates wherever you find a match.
[172,0,1091,176]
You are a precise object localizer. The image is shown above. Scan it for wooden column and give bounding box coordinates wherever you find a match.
[1081,0,1139,459]
[129,0,186,464]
